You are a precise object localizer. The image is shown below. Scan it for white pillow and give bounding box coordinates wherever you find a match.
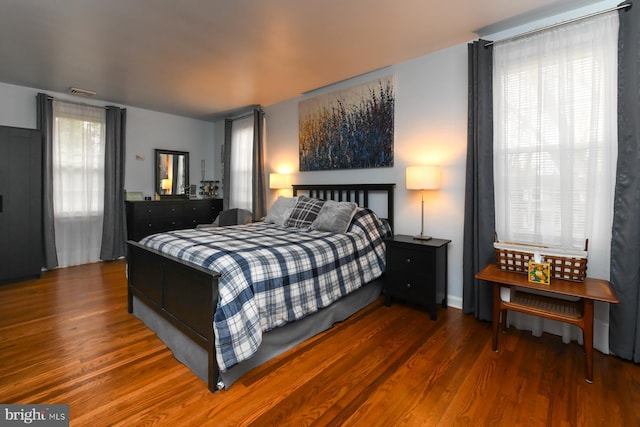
[264,196,298,226]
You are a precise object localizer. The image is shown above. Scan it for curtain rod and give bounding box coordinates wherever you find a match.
[53,97,109,110]
[229,107,265,121]
[40,93,122,110]
[485,3,631,47]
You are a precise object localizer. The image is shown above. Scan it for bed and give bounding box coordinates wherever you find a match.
[126,183,395,392]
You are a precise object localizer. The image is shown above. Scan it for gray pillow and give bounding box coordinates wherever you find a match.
[310,200,358,233]
[264,196,297,226]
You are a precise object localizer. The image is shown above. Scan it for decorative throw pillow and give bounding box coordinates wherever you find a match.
[264,196,298,226]
[310,200,358,233]
[285,195,325,228]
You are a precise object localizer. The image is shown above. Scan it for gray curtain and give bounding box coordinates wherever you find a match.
[223,119,232,211]
[223,107,267,219]
[252,108,267,220]
[100,106,127,260]
[36,93,58,269]
[462,40,495,321]
[610,0,640,362]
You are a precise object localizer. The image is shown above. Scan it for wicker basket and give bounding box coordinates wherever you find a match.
[494,239,588,282]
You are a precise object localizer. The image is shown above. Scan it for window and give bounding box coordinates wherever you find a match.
[228,115,254,211]
[52,101,106,267]
[493,12,618,256]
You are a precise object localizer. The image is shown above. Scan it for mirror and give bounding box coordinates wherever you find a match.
[155,149,189,198]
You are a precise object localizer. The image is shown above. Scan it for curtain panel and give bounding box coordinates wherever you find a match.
[610,0,640,362]
[462,40,495,321]
[100,106,127,261]
[36,93,58,269]
[251,109,266,221]
[223,119,232,211]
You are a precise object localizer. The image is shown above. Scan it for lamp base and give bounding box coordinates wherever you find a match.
[413,234,432,241]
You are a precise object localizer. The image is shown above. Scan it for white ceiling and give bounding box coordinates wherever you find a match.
[0,0,600,121]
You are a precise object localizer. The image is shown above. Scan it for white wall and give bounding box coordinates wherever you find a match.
[125,107,215,198]
[0,81,217,199]
[265,44,469,309]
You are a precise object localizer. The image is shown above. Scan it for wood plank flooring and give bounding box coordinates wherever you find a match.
[1,260,639,426]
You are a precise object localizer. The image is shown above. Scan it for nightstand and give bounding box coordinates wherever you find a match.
[384,235,451,320]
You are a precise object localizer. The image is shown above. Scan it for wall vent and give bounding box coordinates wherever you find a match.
[68,87,96,97]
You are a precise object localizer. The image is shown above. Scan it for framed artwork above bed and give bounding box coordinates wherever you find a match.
[298,76,395,171]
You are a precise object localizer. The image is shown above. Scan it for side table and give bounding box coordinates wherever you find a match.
[475,263,619,383]
[384,235,450,320]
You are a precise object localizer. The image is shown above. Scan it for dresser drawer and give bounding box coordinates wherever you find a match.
[135,203,183,220]
[138,217,185,237]
[184,200,217,225]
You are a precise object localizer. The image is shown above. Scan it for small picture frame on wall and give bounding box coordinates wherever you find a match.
[528,262,551,285]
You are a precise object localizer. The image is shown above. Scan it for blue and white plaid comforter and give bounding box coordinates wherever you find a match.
[139,208,391,372]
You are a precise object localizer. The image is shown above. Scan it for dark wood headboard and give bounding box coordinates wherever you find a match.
[292,183,395,231]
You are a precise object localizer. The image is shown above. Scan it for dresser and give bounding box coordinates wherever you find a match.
[384,235,450,320]
[126,199,223,241]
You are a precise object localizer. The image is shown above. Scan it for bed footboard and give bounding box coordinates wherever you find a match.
[127,241,222,392]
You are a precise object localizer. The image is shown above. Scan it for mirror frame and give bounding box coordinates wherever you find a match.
[155,149,189,198]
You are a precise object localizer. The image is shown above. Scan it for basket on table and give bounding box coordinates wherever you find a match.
[493,237,588,283]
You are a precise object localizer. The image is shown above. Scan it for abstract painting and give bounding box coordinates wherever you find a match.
[298,76,394,171]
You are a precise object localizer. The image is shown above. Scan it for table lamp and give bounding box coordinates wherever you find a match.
[269,173,292,190]
[406,165,441,240]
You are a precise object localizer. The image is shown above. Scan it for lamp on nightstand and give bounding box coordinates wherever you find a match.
[406,165,441,241]
[269,173,292,191]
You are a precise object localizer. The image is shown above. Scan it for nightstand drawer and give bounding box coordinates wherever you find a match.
[387,247,435,275]
[385,270,424,300]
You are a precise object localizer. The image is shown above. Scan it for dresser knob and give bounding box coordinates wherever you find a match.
[406,283,412,288]
[405,258,411,264]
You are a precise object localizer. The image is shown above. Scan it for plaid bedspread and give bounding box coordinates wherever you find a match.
[139,208,391,372]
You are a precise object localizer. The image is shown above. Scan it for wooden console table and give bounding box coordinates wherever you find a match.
[475,264,619,383]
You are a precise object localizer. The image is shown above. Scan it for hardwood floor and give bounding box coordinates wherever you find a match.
[1,260,638,426]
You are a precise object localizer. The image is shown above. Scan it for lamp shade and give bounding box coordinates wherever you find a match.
[161,178,172,191]
[269,173,291,189]
[406,165,441,190]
